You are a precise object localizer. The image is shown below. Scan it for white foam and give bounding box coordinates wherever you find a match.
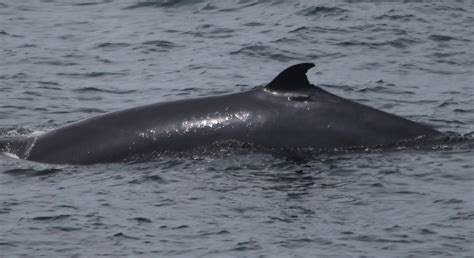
[29,130,46,137]
[2,152,19,159]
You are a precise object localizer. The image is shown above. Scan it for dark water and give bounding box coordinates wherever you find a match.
[1,0,473,256]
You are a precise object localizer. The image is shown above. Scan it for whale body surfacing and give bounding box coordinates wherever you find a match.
[1,63,442,164]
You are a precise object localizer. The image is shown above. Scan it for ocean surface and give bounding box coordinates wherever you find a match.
[1,0,473,256]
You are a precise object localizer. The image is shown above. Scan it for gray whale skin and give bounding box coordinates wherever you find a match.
[2,63,442,164]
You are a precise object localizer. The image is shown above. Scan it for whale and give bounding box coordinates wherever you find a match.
[0,63,442,164]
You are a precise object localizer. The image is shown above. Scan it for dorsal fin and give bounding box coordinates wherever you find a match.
[265,63,315,92]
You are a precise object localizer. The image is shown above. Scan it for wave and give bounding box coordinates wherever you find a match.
[56,72,127,78]
[299,6,347,17]
[428,35,457,42]
[95,42,132,49]
[230,43,319,62]
[337,37,421,49]
[184,25,235,39]
[123,0,205,9]
[73,86,137,94]
[136,39,183,52]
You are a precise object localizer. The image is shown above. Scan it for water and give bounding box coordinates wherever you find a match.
[1,0,473,256]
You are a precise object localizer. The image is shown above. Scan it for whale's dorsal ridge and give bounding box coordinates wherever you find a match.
[265,63,315,92]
